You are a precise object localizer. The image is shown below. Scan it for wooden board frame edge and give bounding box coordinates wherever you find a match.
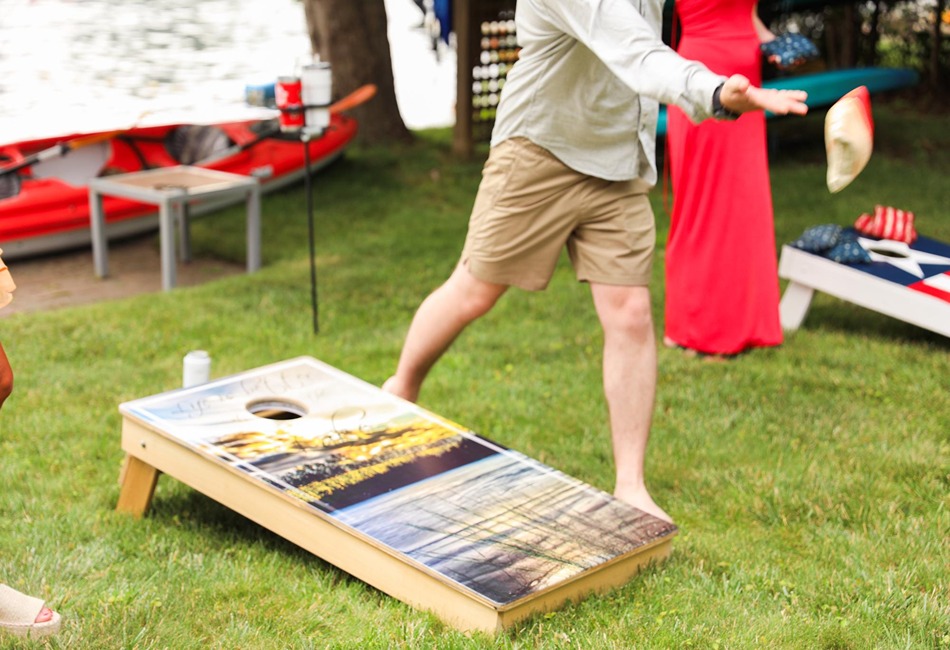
[118,418,674,633]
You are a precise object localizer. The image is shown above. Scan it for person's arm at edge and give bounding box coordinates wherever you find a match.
[0,341,12,410]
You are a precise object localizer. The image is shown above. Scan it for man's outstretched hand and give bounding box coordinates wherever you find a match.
[721,74,809,116]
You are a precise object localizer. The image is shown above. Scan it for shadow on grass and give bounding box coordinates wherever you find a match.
[797,300,950,349]
[141,487,357,577]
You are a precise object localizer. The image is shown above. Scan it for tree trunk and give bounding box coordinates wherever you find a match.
[867,1,883,67]
[303,0,413,144]
[842,4,855,67]
[933,0,946,92]
[822,4,860,69]
[824,7,842,68]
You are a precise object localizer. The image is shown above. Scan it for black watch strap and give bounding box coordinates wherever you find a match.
[712,83,741,120]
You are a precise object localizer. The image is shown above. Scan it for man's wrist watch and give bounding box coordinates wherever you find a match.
[712,83,741,120]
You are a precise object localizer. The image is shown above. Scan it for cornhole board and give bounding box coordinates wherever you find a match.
[116,356,677,633]
[778,232,950,337]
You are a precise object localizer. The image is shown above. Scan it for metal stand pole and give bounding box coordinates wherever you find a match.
[302,131,318,334]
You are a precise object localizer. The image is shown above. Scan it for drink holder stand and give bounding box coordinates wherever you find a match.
[302,127,319,334]
[283,101,331,335]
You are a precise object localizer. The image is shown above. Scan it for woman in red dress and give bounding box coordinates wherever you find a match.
[664,1,784,356]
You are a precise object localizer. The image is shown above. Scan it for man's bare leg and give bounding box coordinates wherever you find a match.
[590,282,671,523]
[383,263,507,402]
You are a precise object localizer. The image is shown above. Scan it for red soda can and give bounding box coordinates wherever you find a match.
[275,76,304,133]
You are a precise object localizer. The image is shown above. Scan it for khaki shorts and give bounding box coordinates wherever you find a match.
[460,137,655,291]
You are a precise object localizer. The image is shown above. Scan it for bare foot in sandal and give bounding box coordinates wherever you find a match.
[0,584,63,639]
[34,606,55,624]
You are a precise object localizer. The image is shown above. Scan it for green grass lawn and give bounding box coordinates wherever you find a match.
[1,102,947,649]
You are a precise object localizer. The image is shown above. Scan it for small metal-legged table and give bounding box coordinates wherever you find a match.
[89,166,262,291]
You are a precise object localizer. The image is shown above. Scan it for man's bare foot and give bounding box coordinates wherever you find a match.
[614,485,674,524]
[381,375,419,403]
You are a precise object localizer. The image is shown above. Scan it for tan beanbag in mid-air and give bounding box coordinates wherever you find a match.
[825,86,874,193]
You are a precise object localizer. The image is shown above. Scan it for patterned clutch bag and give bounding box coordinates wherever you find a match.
[761,33,819,68]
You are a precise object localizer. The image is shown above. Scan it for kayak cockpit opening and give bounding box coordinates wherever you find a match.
[164,125,232,165]
[0,147,23,200]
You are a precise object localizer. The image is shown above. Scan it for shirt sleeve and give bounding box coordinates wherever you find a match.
[534,0,725,123]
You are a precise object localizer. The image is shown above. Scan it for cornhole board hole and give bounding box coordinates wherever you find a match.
[778,232,950,338]
[116,356,677,633]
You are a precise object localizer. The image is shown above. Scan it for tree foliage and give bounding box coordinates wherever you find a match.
[764,0,948,96]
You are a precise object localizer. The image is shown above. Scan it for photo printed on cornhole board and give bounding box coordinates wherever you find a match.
[121,356,676,607]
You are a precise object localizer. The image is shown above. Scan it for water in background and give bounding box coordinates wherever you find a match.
[0,0,455,143]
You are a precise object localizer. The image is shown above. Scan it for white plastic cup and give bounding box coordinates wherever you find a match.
[302,62,331,134]
[182,350,211,388]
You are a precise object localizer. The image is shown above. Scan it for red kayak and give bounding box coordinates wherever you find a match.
[0,113,357,260]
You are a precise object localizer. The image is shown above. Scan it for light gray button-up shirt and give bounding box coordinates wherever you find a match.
[491,0,725,184]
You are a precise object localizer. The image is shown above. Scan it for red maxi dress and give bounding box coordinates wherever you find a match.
[664,0,783,355]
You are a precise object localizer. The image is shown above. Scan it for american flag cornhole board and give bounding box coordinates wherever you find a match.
[115,356,676,633]
[778,232,950,338]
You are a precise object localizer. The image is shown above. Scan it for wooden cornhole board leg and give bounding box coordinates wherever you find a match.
[116,454,161,518]
[779,281,815,331]
[114,356,678,633]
